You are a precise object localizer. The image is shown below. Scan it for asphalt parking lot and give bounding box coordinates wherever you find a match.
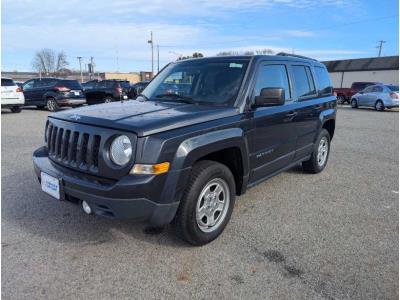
[1,106,398,299]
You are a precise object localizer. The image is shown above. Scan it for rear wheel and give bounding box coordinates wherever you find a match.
[337,95,345,104]
[302,129,330,174]
[46,97,59,112]
[10,106,21,113]
[174,160,236,246]
[351,98,358,108]
[375,100,384,111]
[104,96,113,103]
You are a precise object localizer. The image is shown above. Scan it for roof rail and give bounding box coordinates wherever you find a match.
[276,52,318,61]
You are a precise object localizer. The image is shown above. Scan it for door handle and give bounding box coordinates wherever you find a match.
[285,111,297,118]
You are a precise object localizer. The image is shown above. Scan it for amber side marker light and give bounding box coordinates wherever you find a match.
[130,162,170,175]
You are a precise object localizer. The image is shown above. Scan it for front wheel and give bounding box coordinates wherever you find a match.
[351,99,358,108]
[375,100,384,111]
[10,106,21,113]
[174,160,236,246]
[302,129,330,174]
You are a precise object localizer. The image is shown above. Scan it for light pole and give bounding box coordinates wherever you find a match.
[76,56,83,83]
[147,31,154,76]
[157,44,160,73]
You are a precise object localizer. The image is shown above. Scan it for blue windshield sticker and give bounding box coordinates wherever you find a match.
[229,63,243,68]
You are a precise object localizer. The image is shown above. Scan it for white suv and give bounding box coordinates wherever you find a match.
[1,78,25,113]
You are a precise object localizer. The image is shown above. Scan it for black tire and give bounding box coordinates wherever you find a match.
[103,96,113,103]
[375,100,384,111]
[46,97,59,112]
[174,160,236,246]
[351,98,358,108]
[36,105,45,109]
[10,106,22,113]
[302,129,331,174]
[337,95,345,104]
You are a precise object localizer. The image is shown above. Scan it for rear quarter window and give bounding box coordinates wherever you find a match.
[314,66,333,96]
[1,79,15,86]
[59,80,82,89]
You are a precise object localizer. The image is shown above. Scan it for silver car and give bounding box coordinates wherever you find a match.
[351,84,399,111]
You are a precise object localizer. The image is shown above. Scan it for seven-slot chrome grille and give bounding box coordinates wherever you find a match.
[45,118,137,179]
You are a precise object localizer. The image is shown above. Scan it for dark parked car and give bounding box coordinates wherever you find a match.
[84,80,129,104]
[81,80,99,90]
[22,78,86,111]
[33,54,336,245]
[129,81,150,99]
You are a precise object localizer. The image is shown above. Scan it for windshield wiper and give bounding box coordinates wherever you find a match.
[137,93,149,101]
[155,93,196,104]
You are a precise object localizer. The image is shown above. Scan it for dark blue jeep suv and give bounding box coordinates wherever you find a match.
[33,53,336,245]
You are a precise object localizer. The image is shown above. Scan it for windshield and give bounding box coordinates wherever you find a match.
[141,59,250,106]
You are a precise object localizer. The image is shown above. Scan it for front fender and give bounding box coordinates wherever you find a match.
[171,127,249,173]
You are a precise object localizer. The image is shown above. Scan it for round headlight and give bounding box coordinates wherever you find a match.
[109,135,132,166]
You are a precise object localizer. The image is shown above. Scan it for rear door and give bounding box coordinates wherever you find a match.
[22,79,37,104]
[248,61,298,183]
[288,64,321,159]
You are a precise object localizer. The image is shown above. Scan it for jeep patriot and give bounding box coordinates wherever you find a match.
[33,53,336,245]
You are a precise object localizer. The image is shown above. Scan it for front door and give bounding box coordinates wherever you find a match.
[247,62,298,184]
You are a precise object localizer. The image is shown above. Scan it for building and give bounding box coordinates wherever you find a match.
[99,71,152,83]
[322,56,399,88]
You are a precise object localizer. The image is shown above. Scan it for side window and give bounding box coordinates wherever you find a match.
[253,64,291,101]
[23,80,34,90]
[97,81,107,88]
[314,66,333,96]
[292,65,317,99]
[363,86,373,93]
[372,86,383,92]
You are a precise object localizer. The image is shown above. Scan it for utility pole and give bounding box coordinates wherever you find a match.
[76,56,83,83]
[377,40,386,57]
[157,44,160,73]
[89,56,94,80]
[147,31,154,77]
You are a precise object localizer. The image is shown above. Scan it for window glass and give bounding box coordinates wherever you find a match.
[363,86,374,93]
[314,66,333,96]
[386,85,399,91]
[372,86,383,92]
[1,78,15,86]
[141,59,249,106]
[23,80,34,90]
[96,81,107,88]
[292,65,316,98]
[254,64,291,100]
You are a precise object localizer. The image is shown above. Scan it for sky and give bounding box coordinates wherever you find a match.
[1,0,399,73]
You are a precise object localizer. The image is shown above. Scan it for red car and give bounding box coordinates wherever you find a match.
[334,82,378,104]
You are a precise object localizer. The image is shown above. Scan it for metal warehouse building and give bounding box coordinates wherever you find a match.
[322,56,399,88]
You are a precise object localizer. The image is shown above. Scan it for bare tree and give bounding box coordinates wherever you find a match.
[32,48,69,76]
[177,52,204,61]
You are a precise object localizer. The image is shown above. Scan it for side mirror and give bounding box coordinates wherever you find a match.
[254,88,285,107]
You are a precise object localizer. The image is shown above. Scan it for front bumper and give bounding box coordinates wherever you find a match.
[33,146,181,226]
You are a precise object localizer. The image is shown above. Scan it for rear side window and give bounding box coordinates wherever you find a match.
[1,79,15,86]
[292,65,316,99]
[314,66,333,96]
[59,80,82,89]
[386,85,399,91]
[254,64,291,100]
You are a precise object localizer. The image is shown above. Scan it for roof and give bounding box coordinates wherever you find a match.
[322,56,399,72]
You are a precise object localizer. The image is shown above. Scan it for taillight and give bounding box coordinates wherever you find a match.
[390,92,398,99]
[115,84,122,94]
[16,87,22,93]
[54,86,70,92]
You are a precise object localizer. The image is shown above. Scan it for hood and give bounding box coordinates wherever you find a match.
[50,100,238,136]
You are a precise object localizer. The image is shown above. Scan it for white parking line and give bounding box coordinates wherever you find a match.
[392,190,399,194]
